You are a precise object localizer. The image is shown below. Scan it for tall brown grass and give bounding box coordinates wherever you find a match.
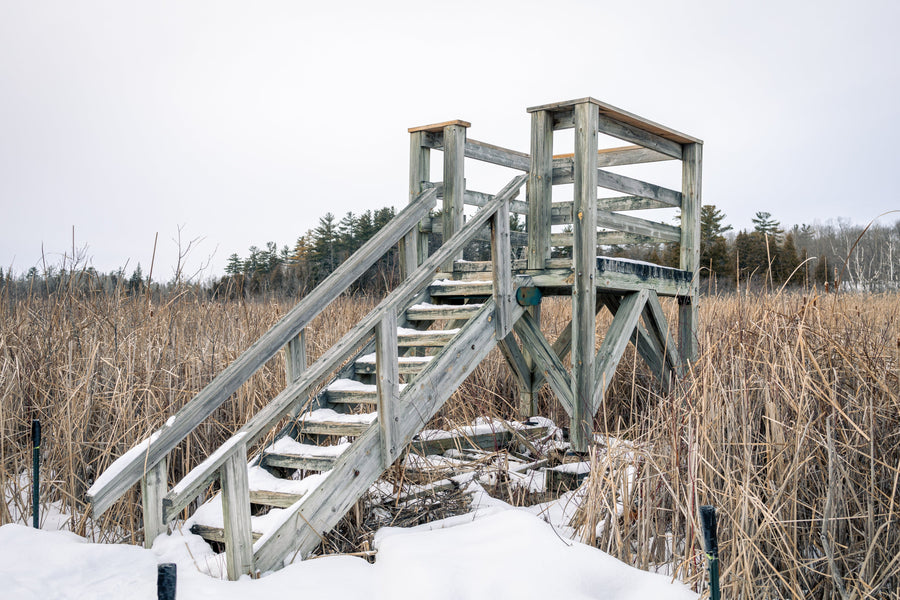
[2,281,898,597]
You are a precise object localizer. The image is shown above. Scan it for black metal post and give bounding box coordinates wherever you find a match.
[32,419,41,529]
[157,563,176,600]
[699,505,721,600]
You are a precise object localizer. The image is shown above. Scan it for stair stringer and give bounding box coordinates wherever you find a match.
[252,298,526,571]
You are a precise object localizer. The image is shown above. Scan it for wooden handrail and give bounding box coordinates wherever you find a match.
[160,174,527,522]
[86,187,439,517]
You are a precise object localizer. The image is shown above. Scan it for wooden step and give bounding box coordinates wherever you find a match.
[261,438,351,470]
[405,302,483,321]
[354,353,433,375]
[429,280,493,297]
[191,523,262,544]
[249,489,304,508]
[296,409,377,436]
[325,379,408,405]
[262,452,338,471]
[397,327,458,347]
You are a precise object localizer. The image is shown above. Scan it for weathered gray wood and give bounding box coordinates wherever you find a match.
[191,524,262,545]
[571,100,598,453]
[408,119,471,133]
[600,294,669,388]
[421,218,529,248]
[397,329,456,347]
[261,453,337,472]
[87,188,437,517]
[249,490,304,508]
[409,423,549,455]
[409,130,432,266]
[399,229,418,281]
[140,456,166,548]
[550,198,671,224]
[530,317,575,390]
[299,419,372,436]
[527,98,702,145]
[591,290,648,414]
[513,311,574,416]
[491,197,514,338]
[595,209,681,242]
[405,304,483,321]
[679,142,702,363]
[221,444,254,580]
[465,138,530,171]
[442,123,466,270]
[642,290,681,372]
[324,388,378,405]
[519,305,540,417]
[553,166,681,208]
[252,300,525,571]
[550,231,660,247]
[596,113,683,160]
[354,358,429,376]
[428,282,493,297]
[284,330,306,385]
[434,185,526,214]
[376,312,400,467]
[528,110,553,270]
[497,333,532,391]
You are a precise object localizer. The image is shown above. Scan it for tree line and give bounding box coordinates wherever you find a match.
[3,205,898,302]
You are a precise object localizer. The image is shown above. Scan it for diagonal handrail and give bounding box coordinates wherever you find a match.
[87,187,438,516]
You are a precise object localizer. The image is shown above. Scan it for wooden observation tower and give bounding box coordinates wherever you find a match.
[87,97,702,579]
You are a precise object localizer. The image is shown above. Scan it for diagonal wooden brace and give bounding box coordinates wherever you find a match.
[513,311,574,416]
[592,289,649,414]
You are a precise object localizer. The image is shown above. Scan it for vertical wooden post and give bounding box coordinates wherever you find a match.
[491,197,513,338]
[399,229,418,281]
[221,445,253,580]
[284,329,306,384]
[571,101,598,453]
[409,130,431,267]
[442,123,466,270]
[140,456,166,549]
[679,142,702,364]
[376,313,400,468]
[519,304,540,417]
[527,110,553,270]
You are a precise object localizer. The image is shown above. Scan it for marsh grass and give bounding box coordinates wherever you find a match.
[2,278,898,597]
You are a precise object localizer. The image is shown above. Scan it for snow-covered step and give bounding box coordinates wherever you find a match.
[397,327,459,347]
[297,408,377,436]
[261,438,352,471]
[405,302,483,321]
[428,279,493,297]
[354,352,433,375]
[191,523,263,545]
[325,379,408,405]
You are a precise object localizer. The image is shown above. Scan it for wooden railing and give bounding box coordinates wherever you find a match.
[86,187,439,519]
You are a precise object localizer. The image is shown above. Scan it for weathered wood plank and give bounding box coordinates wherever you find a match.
[571,100,598,452]
[513,311,574,416]
[249,489,304,508]
[642,290,681,373]
[261,453,337,472]
[591,290,648,414]
[530,318,575,390]
[405,304,483,321]
[596,113,683,160]
[299,420,372,436]
[552,166,682,208]
[221,444,254,580]
[528,110,553,270]
[491,197,514,338]
[140,457,166,549]
[497,333,532,391]
[553,146,674,169]
[595,209,681,242]
[465,138,530,171]
[284,330,306,385]
[409,130,432,266]
[409,424,549,455]
[191,524,262,545]
[679,143,702,364]
[442,123,466,270]
[354,358,429,376]
[86,188,438,517]
[550,231,661,246]
[397,330,456,347]
[408,119,471,133]
[376,312,400,467]
[428,282,493,297]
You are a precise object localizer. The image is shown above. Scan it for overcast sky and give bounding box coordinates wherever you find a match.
[2,0,898,279]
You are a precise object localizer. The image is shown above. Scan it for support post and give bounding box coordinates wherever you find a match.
[491,196,513,338]
[140,456,167,548]
[284,329,307,384]
[520,305,540,417]
[376,313,400,468]
[221,445,254,580]
[409,130,431,267]
[399,229,418,281]
[442,123,466,270]
[570,101,598,453]
[679,142,702,364]
[527,110,553,270]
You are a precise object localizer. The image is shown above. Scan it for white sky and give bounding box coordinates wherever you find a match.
[2,0,898,279]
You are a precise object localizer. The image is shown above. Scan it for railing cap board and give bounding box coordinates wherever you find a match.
[408,119,471,133]
[526,97,702,146]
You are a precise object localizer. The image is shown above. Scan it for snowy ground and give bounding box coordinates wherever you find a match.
[1,483,697,600]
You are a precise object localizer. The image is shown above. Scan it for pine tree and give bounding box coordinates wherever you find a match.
[312,213,339,281]
[128,264,143,294]
[225,253,243,276]
[699,205,733,278]
[752,211,783,239]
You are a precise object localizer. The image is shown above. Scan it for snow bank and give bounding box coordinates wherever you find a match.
[1,507,698,600]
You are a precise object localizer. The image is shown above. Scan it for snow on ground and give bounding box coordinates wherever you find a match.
[1,490,697,600]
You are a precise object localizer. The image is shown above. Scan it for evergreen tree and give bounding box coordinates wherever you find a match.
[752,211,783,239]
[128,264,144,293]
[776,232,801,284]
[225,253,243,276]
[312,213,339,281]
[699,205,733,278]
